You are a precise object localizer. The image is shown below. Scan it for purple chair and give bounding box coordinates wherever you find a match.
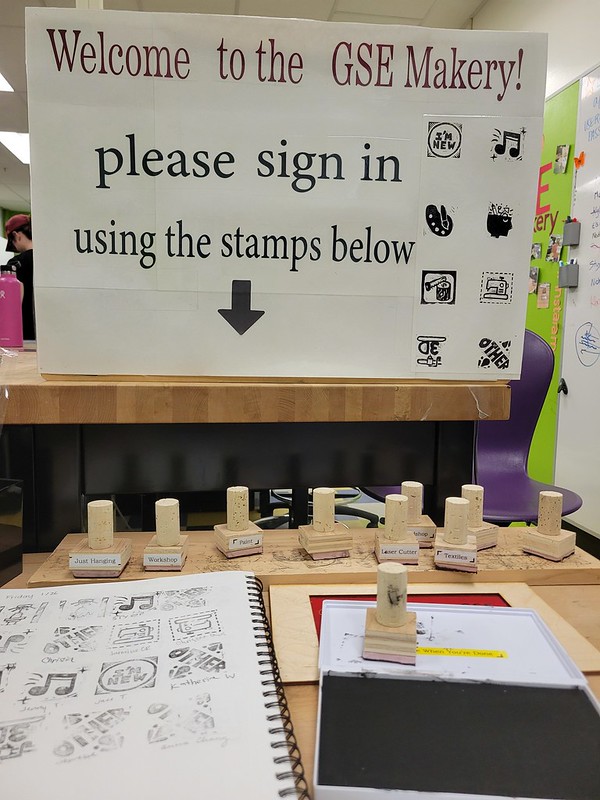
[474,329,582,524]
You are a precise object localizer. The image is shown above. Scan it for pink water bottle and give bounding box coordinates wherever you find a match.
[0,266,24,348]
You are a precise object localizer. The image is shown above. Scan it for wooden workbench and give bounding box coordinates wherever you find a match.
[25,528,600,589]
[2,350,510,424]
[0,349,511,552]
[5,556,600,799]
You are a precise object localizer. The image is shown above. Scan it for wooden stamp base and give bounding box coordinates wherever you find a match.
[69,537,132,578]
[143,534,189,570]
[214,522,263,558]
[298,522,352,560]
[362,607,417,665]
[408,515,436,548]
[375,532,419,565]
[522,528,576,562]
[468,522,499,551]
[434,532,478,573]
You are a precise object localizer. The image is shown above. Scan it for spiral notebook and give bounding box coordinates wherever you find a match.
[0,571,308,800]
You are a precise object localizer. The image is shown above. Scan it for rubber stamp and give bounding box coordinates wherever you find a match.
[69,499,132,578]
[522,491,576,561]
[462,483,498,550]
[143,498,189,570]
[214,486,263,558]
[363,562,417,665]
[375,494,419,565]
[434,496,478,573]
[402,481,436,548]
[298,487,352,560]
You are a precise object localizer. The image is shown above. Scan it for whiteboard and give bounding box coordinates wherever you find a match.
[555,67,600,537]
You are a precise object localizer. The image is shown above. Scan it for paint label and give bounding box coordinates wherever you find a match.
[229,534,262,550]
[69,554,121,568]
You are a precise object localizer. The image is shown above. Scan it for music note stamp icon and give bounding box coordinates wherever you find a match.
[27,672,78,698]
[491,127,525,161]
[114,594,157,616]
[0,634,27,654]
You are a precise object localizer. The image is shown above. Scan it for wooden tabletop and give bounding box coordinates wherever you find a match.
[25,529,600,589]
[5,557,600,799]
[0,350,510,424]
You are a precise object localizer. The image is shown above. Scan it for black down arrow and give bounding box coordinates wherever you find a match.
[218,280,265,335]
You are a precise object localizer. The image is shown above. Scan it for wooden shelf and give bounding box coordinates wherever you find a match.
[1,350,510,424]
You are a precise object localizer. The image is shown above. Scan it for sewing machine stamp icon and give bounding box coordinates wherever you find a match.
[480,272,514,303]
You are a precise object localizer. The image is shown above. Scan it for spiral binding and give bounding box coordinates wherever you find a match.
[246,575,311,799]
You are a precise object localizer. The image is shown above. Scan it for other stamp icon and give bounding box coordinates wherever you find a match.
[478,338,511,370]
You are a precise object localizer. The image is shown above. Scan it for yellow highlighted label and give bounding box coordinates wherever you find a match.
[416,647,508,658]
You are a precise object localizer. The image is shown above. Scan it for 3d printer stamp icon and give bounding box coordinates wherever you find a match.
[480,272,514,304]
[421,271,456,304]
[416,335,446,368]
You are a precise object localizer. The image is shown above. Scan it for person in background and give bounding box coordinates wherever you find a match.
[4,213,35,340]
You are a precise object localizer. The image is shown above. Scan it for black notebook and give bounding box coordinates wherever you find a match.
[0,571,308,799]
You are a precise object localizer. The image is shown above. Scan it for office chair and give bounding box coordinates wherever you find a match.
[255,487,380,529]
[473,329,582,524]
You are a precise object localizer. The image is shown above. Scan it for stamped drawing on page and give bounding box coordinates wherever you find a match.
[113,593,158,617]
[44,625,102,654]
[96,657,158,694]
[158,587,208,611]
[169,611,222,641]
[0,663,16,693]
[26,670,81,700]
[53,707,130,760]
[0,632,29,654]
[109,619,161,650]
[0,715,45,761]
[169,643,226,682]
[60,597,111,620]
[2,603,48,626]
[147,694,222,747]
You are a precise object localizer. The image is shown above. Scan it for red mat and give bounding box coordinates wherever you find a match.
[310,593,509,639]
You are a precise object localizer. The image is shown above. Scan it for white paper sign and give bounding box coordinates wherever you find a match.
[26,10,547,377]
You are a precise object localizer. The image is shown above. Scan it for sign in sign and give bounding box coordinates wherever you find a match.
[26,10,547,377]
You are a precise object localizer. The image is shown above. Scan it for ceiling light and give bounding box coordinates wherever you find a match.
[0,73,14,92]
[0,132,30,164]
